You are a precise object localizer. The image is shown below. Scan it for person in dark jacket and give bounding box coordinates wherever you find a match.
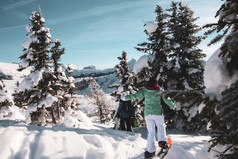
[117,100,134,131]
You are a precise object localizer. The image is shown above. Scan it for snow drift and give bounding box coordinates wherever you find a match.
[204,49,238,99]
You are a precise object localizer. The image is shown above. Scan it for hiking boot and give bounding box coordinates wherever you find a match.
[144,150,155,158]
[158,141,168,149]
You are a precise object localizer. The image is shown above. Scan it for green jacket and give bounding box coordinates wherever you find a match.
[125,87,174,116]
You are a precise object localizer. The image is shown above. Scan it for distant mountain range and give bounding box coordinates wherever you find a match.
[0,59,136,95]
[72,59,136,94]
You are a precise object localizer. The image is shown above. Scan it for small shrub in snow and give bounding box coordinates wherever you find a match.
[0,79,13,109]
[86,78,112,123]
[0,79,14,118]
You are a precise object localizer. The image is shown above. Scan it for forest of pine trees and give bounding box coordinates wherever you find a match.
[115,1,238,157]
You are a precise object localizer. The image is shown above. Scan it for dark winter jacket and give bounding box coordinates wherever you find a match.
[125,83,174,116]
[117,100,134,118]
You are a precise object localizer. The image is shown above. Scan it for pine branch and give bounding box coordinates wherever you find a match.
[157,89,204,97]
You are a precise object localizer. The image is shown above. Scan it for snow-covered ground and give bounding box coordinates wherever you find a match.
[1,48,232,159]
[0,118,214,159]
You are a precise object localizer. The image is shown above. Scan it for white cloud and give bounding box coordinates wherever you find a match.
[183,0,222,26]
[47,0,157,25]
[170,0,224,61]
[1,0,36,11]
[77,49,120,54]
[0,24,25,33]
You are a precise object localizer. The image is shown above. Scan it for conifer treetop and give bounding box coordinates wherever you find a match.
[19,6,52,72]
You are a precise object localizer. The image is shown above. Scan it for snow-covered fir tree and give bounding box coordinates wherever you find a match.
[0,79,15,118]
[18,7,52,72]
[86,78,111,123]
[134,4,178,126]
[14,7,55,125]
[50,40,80,124]
[135,4,169,88]
[203,0,238,158]
[47,39,65,124]
[111,51,137,98]
[209,81,238,159]
[64,65,80,110]
[110,51,143,124]
[62,65,82,127]
[166,1,205,90]
[0,79,13,109]
[163,1,207,132]
[14,8,81,126]
[204,0,238,76]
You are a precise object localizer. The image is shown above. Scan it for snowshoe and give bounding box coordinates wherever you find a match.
[157,137,172,159]
[144,150,155,159]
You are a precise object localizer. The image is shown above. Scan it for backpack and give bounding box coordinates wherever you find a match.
[123,101,131,112]
[122,101,134,117]
[133,118,140,127]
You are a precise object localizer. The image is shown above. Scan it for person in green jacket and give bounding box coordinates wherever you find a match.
[121,81,174,158]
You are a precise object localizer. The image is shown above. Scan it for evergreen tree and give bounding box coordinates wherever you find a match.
[0,79,13,109]
[135,4,169,88]
[209,81,238,159]
[61,65,81,126]
[110,51,143,124]
[18,7,52,72]
[204,1,238,158]
[48,39,65,124]
[13,7,56,125]
[111,51,137,98]
[87,78,111,123]
[64,65,80,110]
[49,40,80,124]
[0,79,15,118]
[165,1,206,132]
[14,7,82,127]
[135,4,174,126]
[13,8,65,126]
[204,0,238,76]
[49,39,81,126]
[166,1,205,90]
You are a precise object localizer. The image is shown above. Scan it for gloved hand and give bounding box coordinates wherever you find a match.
[120,96,126,101]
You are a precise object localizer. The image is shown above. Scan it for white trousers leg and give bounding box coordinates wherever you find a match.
[145,115,167,153]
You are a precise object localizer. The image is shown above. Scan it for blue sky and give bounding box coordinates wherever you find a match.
[0,0,223,69]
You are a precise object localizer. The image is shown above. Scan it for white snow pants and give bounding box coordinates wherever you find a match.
[145,115,167,153]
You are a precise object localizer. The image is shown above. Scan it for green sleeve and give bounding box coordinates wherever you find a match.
[162,96,174,108]
[125,88,145,101]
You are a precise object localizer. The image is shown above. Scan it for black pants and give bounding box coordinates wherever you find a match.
[120,118,132,131]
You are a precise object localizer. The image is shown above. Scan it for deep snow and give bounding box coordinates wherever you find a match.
[0,95,215,159]
[0,119,213,159]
